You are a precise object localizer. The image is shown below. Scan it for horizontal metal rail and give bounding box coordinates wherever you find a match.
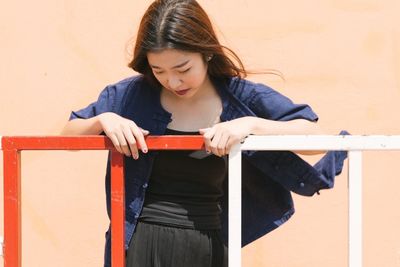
[238,135,400,150]
[2,135,400,267]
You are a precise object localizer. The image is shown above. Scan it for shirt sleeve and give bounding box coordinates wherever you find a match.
[68,85,117,120]
[248,83,319,122]
[68,75,137,121]
[242,81,348,197]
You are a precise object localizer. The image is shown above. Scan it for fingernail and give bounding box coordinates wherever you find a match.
[133,154,138,160]
[143,148,148,153]
[206,150,211,154]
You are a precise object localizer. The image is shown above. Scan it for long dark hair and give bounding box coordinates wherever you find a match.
[128,0,247,87]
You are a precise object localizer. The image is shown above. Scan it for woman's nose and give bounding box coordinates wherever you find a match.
[167,76,182,89]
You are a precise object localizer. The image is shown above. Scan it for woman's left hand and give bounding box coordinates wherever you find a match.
[199,117,253,157]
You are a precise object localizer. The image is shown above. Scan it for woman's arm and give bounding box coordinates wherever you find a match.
[247,117,322,136]
[245,116,324,155]
[200,116,326,156]
[61,116,103,135]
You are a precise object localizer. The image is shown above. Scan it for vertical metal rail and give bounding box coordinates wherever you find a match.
[2,144,21,267]
[348,151,363,267]
[110,151,125,267]
[228,145,242,267]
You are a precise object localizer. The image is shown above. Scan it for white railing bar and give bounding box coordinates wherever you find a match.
[229,135,400,267]
[240,135,400,151]
[228,146,242,267]
[348,151,363,267]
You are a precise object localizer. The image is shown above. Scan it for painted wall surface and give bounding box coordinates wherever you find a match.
[1,0,400,266]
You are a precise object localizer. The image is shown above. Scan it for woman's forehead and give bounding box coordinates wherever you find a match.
[147,49,201,68]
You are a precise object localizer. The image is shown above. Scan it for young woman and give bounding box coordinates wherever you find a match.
[62,0,347,266]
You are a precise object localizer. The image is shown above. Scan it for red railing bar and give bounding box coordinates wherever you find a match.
[2,136,205,267]
[2,136,205,150]
[3,149,21,267]
[110,151,125,267]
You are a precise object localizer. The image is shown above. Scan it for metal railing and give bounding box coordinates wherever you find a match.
[2,135,400,267]
[1,135,204,267]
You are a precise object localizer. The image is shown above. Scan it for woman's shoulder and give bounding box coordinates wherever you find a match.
[93,75,152,111]
[106,74,146,92]
[227,76,277,91]
[102,74,156,100]
[224,76,277,100]
[226,77,318,121]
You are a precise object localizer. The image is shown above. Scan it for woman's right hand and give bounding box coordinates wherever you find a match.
[98,112,149,159]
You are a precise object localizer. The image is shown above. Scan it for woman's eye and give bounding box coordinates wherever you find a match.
[179,68,191,74]
[154,71,164,75]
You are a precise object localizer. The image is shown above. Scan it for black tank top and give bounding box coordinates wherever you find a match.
[139,128,227,229]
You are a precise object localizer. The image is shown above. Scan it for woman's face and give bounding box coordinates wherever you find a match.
[147,49,210,99]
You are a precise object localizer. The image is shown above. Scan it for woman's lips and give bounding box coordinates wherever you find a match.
[175,89,190,95]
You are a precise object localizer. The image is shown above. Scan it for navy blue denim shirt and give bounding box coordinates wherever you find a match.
[69,75,347,267]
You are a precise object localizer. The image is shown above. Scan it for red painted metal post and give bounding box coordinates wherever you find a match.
[1,136,204,266]
[3,148,21,267]
[110,150,125,267]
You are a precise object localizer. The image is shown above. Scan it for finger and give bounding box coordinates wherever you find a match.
[226,135,246,155]
[132,125,148,154]
[210,129,223,157]
[131,126,149,153]
[115,131,131,157]
[107,133,123,154]
[225,136,237,155]
[201,127,215,153]
[199,128,211,135]
[121,125,139,159]
[140,128,150,136]
[217,132,230,156]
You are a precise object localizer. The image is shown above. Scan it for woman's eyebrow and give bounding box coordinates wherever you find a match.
[150,60,190,69]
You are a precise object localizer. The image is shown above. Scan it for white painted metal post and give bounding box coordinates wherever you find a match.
[228,144,242,267]
[348,151,363,267]
[0,137,3,258]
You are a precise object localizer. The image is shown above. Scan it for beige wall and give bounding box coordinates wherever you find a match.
[1,0,400,266]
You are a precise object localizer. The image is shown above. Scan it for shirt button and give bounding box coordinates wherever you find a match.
[299,182,305,188]
[142,183,148,189]
[134,213,140,219]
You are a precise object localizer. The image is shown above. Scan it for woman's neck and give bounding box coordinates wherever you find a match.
[160,76,223,131]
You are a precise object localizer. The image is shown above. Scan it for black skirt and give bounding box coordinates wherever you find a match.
[126,221,227,267]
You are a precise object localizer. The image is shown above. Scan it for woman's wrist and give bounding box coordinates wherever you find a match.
[91,114,105,134]
[244,117,321,136]
[244,116,259,135]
